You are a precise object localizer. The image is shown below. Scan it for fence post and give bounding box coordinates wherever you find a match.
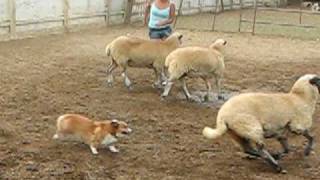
[252,0,258,35]
[212,0,219,31]
[63,0,70,31]
[8,0,16,38]
[238,0,243,32]
[220,0,224,12]
[125,0,134,24]
[174,0,184,28]
[198,0,202,13]
[104,0,111,26]
[299,0,302,24]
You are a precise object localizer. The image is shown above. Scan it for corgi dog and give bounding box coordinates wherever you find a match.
[53,114,132,154]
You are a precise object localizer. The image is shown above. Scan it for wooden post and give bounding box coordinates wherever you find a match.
[252,0,258,35]
[8,0,16,38]
[220,0,224,12]
[198,0,202,13]
[104,0,111,26]
[174,0,184,28]
[230,0,234,10]
[238,0,243,32]
[125,0,134,24]
[212,0,219,31]
[63,0,70,31]
[299,0,302,24]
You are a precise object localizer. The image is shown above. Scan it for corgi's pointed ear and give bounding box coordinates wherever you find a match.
[111,119,119,128]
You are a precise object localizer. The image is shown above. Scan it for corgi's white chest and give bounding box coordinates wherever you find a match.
[101,134,117,145]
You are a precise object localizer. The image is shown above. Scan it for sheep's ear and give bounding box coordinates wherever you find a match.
[111,119,119,128]
[310,76,320,85]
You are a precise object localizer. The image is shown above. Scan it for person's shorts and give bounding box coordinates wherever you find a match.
[149,26,172,39]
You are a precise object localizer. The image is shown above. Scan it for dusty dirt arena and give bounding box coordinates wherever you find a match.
[0,25,320,180]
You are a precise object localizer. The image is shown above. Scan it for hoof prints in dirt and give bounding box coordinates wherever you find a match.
[176,90,239,106]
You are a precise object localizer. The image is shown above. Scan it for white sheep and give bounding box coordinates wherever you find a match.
[105,32,183,90]
[202,74,320,173]
[161,39,227,101]
[312,2,320,11]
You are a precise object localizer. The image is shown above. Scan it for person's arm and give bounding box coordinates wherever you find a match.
[144,1,152,26]
[156,3,176,26]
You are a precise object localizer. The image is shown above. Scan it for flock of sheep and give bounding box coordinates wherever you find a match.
[302,1,320,11]
[106,32,226,102]
[104,32,320,173]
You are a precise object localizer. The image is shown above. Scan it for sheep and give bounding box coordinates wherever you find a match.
[202,74,320,173]
[161,39,227,102]
[105,32,183,90]
[312,2,320,11]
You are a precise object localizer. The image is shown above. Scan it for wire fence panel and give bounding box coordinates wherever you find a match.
[173,0,320,39]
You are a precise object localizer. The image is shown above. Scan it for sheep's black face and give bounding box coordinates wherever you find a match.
[309,76,320,93]
[223,40,227,45]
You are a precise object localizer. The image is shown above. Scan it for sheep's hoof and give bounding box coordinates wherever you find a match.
[280,169,287,174]
[126,86,133,91]
[152,83,164,90]
[161,93,167,98]
[244,154,259,160]
[271,153,284,160]
[304,148,313,156]
[187,95,201,103]
[160,95,168,101]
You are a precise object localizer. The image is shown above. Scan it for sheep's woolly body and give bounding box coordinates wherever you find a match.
[203,74,319,144]
[203,74,320,172]
[161,39,227,101]
[106,34,181,70]
[165,46,224,80]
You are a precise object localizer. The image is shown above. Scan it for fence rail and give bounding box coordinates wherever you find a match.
[0,0,127,39]
[1,0,320,40]
[174,0,320,35]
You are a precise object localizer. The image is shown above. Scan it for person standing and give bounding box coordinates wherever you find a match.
[144,0,176,40]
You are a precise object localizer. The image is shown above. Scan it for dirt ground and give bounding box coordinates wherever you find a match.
[1,25,320,180]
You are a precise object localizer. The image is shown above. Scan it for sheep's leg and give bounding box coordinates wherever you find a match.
[181,78,192,100]
[152,68,162,89]
[106,60,117,87]
[271,137,290,160]
[215,76,224,100]
[203,78,212,102]
[161,80,174,98]
[121,67,133,90]
[181,78,200,102]
[256,144,285,173]
[160,70,167,83]
[229,131,260,158]
[303,130,314,156]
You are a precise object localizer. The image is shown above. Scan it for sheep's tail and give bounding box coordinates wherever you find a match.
[105,43,112,56]
[202,118,227,139]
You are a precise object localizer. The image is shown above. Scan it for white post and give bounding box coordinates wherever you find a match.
[8,0,16,38]
[63,0,70,31]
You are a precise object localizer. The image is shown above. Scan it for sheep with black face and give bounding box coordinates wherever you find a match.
[203,74,320,173]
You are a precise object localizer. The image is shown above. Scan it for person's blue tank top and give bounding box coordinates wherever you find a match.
[148,3,170,29]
